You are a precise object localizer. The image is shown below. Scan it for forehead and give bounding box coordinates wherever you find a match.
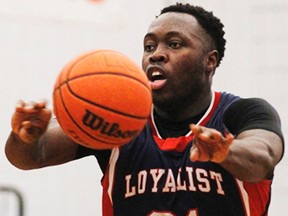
[147,12,201,37]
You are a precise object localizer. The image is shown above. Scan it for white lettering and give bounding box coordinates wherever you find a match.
[176,168,187,191]
[125,174,136,198]
[138,170,147,194]
[210,171,225,195]
[196,169,210,193]
[186,167,197,191]
[150,169,165,193]
[162,169,176,192]
[124,167,225,198]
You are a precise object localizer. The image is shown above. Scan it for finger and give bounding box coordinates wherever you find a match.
[190,146,200,162]
[33,100,47,110]
[209,130,222,142]
[15,100,26,112]
[199,129,224,144]
[210,135,234,163]
[21,102,46,114]
[191,138,211,162]
[190,124,202,135]
[191,124,219,142]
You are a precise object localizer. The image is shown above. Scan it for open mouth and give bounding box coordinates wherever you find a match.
[150,71,166,82]
[147,66,167,82]
[146,66,167,90]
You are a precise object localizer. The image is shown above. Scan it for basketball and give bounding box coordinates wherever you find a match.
[53,49,152,149]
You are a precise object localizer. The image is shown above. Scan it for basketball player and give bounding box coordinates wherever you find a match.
[5,3,284,216]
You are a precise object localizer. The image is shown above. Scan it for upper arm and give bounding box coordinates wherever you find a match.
[220,98,284,181]
[223,98,284,162]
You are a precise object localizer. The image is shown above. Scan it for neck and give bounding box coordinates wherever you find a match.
[154,91,212,122]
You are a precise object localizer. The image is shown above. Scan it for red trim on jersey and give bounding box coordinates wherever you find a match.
[154,135,194,152]
[243,180,271,216]
[101,165,114,216]
[101,148,120,216]
[199,91,221,126]
[148,92,221,152]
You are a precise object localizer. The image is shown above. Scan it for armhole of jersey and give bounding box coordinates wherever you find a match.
[101,147,120,216]
[235,179,251,216]
[236,179,272,216]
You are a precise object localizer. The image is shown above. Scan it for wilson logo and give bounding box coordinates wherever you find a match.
[82,109,139,139]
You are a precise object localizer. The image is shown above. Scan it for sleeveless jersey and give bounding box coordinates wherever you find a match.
[100,92,272,216]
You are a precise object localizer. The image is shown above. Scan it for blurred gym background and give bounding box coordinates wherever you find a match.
[0,0,287,215]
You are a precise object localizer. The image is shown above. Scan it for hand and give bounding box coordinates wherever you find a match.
[189,124,234,163]
[11,100,52,144]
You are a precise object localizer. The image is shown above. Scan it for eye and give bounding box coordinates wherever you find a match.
[168,41,182,49]
[144,44,155,52]
[144,40,156,53]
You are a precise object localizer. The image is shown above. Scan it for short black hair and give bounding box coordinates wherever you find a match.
[160,3,226,66]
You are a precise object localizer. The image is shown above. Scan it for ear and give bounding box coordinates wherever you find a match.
[206,50,219,75]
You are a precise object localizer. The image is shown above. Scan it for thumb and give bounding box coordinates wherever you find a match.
[225,133,234,144]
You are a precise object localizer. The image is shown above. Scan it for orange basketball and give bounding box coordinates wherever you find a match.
[53,49,152,149]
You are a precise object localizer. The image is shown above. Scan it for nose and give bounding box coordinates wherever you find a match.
[149,46,168,64]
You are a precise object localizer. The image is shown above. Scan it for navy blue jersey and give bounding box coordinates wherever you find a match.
[79,92,280,216]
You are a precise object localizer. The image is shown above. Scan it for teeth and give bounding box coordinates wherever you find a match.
[152,71,162,77]
[150,71,164,82]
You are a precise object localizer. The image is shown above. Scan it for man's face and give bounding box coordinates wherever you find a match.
[142,12,212,110]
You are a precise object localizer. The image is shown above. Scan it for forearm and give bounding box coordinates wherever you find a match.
[6,101,81,170]
[5,132,44,170]
[220,129,283,182]
[5,125,79,170]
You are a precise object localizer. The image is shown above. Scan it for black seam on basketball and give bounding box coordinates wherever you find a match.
[58,85,121,145]
[63,50,150,97]
[62,73,149,120]
[58,72,150,93]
